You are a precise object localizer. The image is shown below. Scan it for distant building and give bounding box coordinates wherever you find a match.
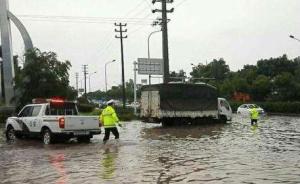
[232,91,251,102]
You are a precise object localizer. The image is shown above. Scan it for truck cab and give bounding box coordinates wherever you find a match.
[218,98,233,121]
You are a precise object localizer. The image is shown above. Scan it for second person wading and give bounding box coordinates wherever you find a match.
[99,100,122,143]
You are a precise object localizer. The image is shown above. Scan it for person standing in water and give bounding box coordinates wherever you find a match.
[249,106,259,126]
[99,100,122,143]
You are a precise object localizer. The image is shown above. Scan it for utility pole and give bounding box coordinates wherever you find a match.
[75,72,79,97]
[115,22,127,109]
[133,61,137,115]
[152,0,174,84]
[82,65,88,98]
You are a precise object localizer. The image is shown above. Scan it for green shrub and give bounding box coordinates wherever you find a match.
[77,103,94,112]
[258,102,300,114]
[115,107,137,121]
[0,107,15,124]
[228,101,244,112]
[90,108,102,116]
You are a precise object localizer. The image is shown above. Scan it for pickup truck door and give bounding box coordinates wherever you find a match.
[19,105,43,133]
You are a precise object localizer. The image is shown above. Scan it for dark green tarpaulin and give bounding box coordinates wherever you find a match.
[141,83,218,111]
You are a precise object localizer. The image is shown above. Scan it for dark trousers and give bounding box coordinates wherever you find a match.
[103,127,119,142]
[251,119,257,125]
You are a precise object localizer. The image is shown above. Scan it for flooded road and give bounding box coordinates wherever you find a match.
[0,115,299,184]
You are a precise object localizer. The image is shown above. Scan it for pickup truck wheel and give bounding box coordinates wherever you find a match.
[6,127,16,141]
[42,129,53,145]
[219,116,227,123]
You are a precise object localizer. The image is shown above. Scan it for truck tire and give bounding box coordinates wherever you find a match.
[6,126,16,142]
[42,129,54,145]
[77,136,91,143]
[219,115,227,123]
[162,118,174,127]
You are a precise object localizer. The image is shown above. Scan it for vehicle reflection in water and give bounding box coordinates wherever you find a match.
[100,145,119,180]
[141,123,227,140]
[49,153,68,184]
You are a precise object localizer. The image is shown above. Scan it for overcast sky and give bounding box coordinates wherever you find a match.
[6,0,300,91]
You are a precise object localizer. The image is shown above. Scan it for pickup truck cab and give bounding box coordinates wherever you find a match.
[5,98,101,144]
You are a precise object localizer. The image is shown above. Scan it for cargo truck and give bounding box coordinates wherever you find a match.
[140,83,232,126]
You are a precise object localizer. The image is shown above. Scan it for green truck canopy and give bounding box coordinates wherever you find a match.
[141,83,218,111]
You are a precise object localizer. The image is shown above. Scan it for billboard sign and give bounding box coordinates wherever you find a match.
[137,58,163,75]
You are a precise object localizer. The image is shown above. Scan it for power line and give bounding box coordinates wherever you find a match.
[144,0,153,8]
[126,4,152,20]
[122,0,148,18]
[127,13,153,35]
[17,14,155,25]
[20,18,151,25]
[174,0,189,8]
[19,18,153,25]
[17,14,155,21]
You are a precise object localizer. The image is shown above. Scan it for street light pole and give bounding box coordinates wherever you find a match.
[147,30,161,85]
[89,72,97,92]
[105,59,116,92]
[289,35,300,42]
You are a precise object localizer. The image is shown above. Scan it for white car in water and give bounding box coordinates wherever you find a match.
[237,104,265,116]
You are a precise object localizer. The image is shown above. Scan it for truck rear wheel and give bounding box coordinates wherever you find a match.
[219,115,227,123]
[162,118,174,127]
[42,129,53,145]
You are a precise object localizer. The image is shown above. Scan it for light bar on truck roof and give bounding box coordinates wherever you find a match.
[32,97,66,104]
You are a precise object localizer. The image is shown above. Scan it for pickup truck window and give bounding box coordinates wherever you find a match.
[45,103,78,115]
[19,106,33,117]
[31,105,42,116]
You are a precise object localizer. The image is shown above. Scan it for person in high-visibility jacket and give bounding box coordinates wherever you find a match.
[249,106,259,126]
[99,100,122,143]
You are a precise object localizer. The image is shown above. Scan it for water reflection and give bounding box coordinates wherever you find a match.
[141,123,227,140]
[100,145,119,180]
[49,153,68,184]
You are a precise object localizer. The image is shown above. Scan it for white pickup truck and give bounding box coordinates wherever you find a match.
[5,99,101,144]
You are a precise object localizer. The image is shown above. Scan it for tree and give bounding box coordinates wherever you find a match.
[13,48,77,108]
[271,72,294,101]
[169,70,186,82]
[190,58,230,82]
[257,54,297,77]
[87,79,138,103]
[251,75,271,101]
[237,65,258,84]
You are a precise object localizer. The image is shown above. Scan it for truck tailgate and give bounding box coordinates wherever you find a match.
[64,116,99,130]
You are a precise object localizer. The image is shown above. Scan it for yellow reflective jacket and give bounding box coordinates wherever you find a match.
[250,108,259,120]
[99,106,120,128]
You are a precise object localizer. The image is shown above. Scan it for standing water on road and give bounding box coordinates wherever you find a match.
[0,115,299,184]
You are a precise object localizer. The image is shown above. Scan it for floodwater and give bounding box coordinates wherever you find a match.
[0,115,299,184]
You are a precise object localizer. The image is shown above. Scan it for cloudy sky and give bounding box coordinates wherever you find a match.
[6,0,300,91]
